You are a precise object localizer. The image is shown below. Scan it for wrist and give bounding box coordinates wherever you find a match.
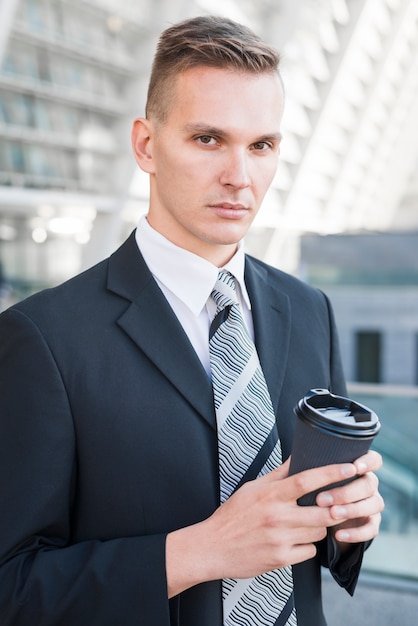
[165,519,219,598]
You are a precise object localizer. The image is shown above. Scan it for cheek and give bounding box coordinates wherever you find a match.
[253,169,277,199]
[157,148,206,186]
[154,163,203,211]
[259,161,279,192]
[171,162,214,199]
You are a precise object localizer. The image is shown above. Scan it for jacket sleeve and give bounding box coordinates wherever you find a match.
[0,307,171,626]
[324,291,347,398]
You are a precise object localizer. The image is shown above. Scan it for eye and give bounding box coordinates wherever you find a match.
[252,141,272,152]
[196,135,217,146]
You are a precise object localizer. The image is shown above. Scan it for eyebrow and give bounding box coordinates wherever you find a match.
[183,123,283,144]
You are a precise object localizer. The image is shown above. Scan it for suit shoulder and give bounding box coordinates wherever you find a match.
[245,254,326,303]
[9,256,110,324]
[4,232,142,334]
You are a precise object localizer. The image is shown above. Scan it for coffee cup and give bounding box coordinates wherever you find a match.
[288,388,380,505]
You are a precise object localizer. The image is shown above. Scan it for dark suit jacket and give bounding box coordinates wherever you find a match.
[0,232,363,625]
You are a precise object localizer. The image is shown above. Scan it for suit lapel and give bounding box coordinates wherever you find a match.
[244,257,291,413]
[107,233,216,430]
[106,235,292,430]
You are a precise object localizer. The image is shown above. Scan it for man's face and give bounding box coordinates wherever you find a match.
[133,66,284,265]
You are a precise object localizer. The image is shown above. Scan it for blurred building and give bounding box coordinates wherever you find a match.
[300,231,418,386]
[0,0,157,297]
[1,0,418,304]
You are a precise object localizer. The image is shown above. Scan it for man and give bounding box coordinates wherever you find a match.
[0,15,383,626]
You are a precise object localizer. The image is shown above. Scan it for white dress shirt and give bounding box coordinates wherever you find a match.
[135,215,254,376]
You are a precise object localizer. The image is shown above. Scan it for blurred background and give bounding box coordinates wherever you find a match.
[0,0,417,623]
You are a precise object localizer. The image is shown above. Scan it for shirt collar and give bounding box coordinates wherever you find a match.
[135,215,251,316]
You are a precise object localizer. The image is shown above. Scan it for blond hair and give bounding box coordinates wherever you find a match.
[146,15,281,123]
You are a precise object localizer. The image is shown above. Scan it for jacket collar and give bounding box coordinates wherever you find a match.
[107,232,216,429]
[244,257,291,413]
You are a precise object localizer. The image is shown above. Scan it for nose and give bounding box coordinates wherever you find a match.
[219,149,251,189]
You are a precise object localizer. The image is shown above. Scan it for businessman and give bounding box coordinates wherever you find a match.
[0,15,383,626]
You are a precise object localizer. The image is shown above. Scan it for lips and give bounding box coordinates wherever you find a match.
[209,203,249,220]
[214,203,247,210]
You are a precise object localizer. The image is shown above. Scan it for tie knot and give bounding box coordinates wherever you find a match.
[211,270,237,311]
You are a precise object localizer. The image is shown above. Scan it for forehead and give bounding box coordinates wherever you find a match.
[165,66,284,133]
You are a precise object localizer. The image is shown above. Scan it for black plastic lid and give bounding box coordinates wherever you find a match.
[295,388,381,438]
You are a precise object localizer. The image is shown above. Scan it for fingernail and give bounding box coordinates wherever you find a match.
[317,492,334,506]
[356,461,368,473]
[341,464,356,478]
[334,506,348,519]
[337,530,350,542]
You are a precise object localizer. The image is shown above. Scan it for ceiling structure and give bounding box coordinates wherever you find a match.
[0,0,417,283]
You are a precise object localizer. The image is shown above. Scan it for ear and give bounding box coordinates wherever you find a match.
[131,117,156,174]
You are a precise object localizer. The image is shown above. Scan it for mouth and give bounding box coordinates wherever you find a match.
[209,203,249,219]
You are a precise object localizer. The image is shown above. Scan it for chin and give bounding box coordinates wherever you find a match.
[211,224,249,242]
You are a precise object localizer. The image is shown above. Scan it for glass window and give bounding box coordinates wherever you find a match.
[49,56,66,85]
[1,52,17,76]
[23,51,40,80]
[12,95,34,127]
[25,146,57,177]
[0,143,8,170]
[60,107,79,133]
[33,100,52,131]
[64,12,86,45]
[59,151,78,180]
[10,44,40,80]
[23,0,45,33]
[48,2,65,37]
[102,74,119,99]
[88,21,106,51]
[416,334,418,385]
[78,152,113,192]
[65,61,84,89]
[47,104,79,134]
[356,330,382,383]
[0,94,10,124]
[7,142,25,173]
[37,49,52,83]
[79,65,96,92]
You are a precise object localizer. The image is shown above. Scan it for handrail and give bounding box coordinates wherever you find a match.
[348,382,418,398]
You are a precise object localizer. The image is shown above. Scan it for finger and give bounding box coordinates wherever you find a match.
[261,457,291,483]
[333,512,382,544]
[286,463,356,501]
[329,492,384,524]
[317,472,379,507]
[353,449,383,475]
[290,524,329,545]
[288,543,319,566]
[268,542,320,570]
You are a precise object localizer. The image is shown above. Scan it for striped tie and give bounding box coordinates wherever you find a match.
[209,270,297,626]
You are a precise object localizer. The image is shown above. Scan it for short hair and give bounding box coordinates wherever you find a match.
[146,15,281,123]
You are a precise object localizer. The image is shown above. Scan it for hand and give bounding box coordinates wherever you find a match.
[316,450,384,546]
[166,459,358,597]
